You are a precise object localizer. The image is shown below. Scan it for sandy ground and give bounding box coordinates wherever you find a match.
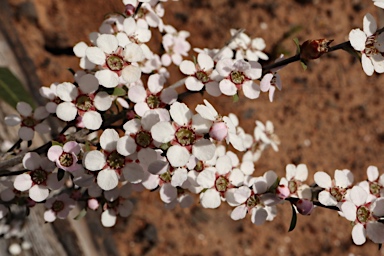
[4,0,384,255]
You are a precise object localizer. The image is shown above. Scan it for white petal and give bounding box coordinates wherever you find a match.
[124,43,144,62]
[19,127,34,141]
[56,82,78,102]
[196,168,216,188]
[95,70,119,88]
[352,223,366,245]
[82,111,102,130]
[367,166,379,181]
[167,145,190,167]
[14,174,32,191]
[73,41,88,57]
[128,85,147,103]
[121,65,141,83]
[148,160,169,175]
[198,53,214,70]
[78,74,99,93]
[101,209,117,227]
[100,129,119,151]
[318,190,337,206]
[179,60,196,75]
[96,34,118,54]
[243,81,260,99]
[171,168,188,187]
[362,54,374,76]
[17,102,32,116]
[169,102,192,126]
[295,164,308,181]
[117,136,137,156]
[151,121,174,143]
[348,29,367,51]
[56,102,77,122]
[97,169,119,191]
[251,207,268,225]
[314,171,332,189]
[231,205,247,220]
[200,189,221,208]
[86,46,106,65]
[192,139,215,162]
[29,185,49,202]
[367,222,384,244]
[83,150,106,171]
[160,183,177,203]
[350,186,367,206]
[123,163,144,183]
[23,152,41,170]
[219,79,237,96]
[94,91,112,111]
[340,201,357,221]
[4,114,21,126]
[363,13,377,37]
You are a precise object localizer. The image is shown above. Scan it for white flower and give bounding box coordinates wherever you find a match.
[279,164,311,199]
[179,53,221,96]
[254,120,280,152]
[5,102,50,141]
[101,184,133,227]
[228,29,269,62]
[83,129,144,190]
[14,152,63,202]
[161,26,191,66]
[43,193,76,222]
[358,165,384,200]
[150,102,215,167]
[349,13,384,76]
[216,58,262,99]
[314,169,354,207]
[340,186,384,245]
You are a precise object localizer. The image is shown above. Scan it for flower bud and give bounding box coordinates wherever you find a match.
[294,199,314,215]
[276,185,290,199]
[209,122,228,141]
[300,39,333,60]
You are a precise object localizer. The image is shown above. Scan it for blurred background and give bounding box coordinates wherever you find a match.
[1,0,384,255]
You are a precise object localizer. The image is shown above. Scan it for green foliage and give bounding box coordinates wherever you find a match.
[0,67,35,109]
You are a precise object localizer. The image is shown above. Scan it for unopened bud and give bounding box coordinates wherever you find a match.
[125,4,136,16]
[300,39,333,60]
[294,199,314,215]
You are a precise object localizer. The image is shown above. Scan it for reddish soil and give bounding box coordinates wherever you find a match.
[5,0,384,255]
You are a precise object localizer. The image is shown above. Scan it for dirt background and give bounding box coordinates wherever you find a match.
[2,0,384,255]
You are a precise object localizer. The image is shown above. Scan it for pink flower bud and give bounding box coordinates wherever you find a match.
[209,122,228,141]
[125,4,136,16]
[276,185,290,199]
[294,199,314,215]
[88,198,100,210]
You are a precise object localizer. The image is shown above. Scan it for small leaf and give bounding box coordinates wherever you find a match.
[300,61,308,71]
[0,67,35,109]
[74,208,87,220]
[232,94,239,103]
[57,169,65,181]
[113,87,126,96]
[288,203,297,232]
[293,38,301,54]
[52,141,63,147]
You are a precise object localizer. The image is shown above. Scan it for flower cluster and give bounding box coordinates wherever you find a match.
[1,0,384,250]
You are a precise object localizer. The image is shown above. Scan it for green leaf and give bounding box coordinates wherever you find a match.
[74,208,87,220]
[293,38,301,54]
[232,94,239,103]
[0,67,35,109]
[300,61,308,71]
[113,87,126,96]
[288,203,297,232]
[51,141,63,147]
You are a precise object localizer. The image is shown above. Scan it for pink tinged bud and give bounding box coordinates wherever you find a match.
[209,122,228,141]
[276,185,290,199]
[125,4,136,16]
[88,198,99,210]
[300,39,333,60]
[295,199,314,215]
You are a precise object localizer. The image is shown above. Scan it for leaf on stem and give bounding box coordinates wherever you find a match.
[288,203,297,232]
[0,67,35,109]
[293,38,301,55]
[113,87,126,96]
[74,208,87,220]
